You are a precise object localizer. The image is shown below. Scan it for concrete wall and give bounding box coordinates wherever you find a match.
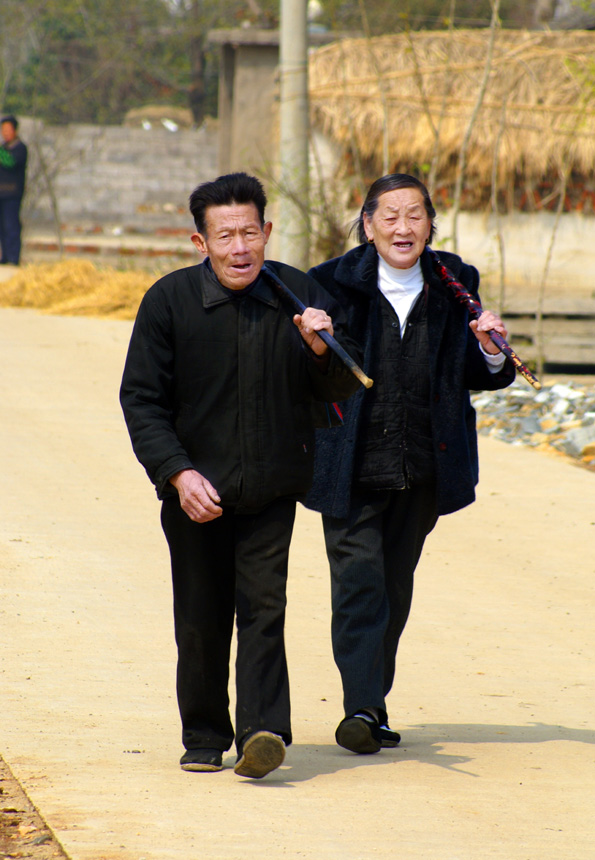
[211,34,280,178]
[438,210,595,308]
[19,117,219,231]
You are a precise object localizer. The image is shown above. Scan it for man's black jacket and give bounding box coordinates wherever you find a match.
[0,139,27,198]
[120,259,362,512]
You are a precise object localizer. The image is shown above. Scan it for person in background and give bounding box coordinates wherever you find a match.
[306,173,516,755]
[120,172,362,779]
[0,114,28,265]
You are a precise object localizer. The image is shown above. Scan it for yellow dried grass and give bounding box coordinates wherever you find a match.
[0,259,154,319]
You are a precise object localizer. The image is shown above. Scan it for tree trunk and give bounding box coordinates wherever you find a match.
[188,1,205,126]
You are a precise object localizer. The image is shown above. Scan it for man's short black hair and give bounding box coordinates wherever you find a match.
[0,115,18,130]
[189,172,267,236]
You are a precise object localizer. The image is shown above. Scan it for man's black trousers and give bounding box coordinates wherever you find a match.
[0,197,23,264]
[161,497,296,753]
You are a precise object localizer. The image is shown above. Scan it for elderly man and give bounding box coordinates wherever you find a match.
[120,172,361,779]
[0,115,28,265]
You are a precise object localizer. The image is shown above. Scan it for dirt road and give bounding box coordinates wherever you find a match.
[1,306,593,860]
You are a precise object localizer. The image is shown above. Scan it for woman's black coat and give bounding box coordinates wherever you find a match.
[305,243,516,518]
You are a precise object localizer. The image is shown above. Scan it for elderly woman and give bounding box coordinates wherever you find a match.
[306,173,515,754]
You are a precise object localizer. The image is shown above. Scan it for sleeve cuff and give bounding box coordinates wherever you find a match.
[480,343,506,373]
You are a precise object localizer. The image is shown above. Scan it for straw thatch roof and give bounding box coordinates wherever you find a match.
[308,29,595,188]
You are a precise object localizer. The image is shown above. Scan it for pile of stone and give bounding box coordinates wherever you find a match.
[471,379,595,469]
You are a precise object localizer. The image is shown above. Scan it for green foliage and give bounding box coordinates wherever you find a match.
[0,0,279,125]
[2,0,181,123]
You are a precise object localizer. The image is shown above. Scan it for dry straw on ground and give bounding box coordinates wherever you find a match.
[0,259,154,319]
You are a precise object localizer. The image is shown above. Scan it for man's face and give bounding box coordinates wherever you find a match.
[1,122,17,144]
[191,202,272,290]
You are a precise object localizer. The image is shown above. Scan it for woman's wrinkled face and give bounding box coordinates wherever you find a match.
[363,187,432,270]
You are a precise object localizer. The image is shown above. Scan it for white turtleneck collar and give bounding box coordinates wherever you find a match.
[377,255,425,336]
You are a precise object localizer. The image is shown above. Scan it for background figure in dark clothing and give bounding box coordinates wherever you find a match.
[120,173,361,779]
[0,115,27,265]
[305,173,516,755]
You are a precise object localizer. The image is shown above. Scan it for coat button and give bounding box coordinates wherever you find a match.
[438,442,447,451]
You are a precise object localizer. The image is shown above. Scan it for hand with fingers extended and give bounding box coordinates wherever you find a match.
[293,307,334,356]
[169,469,222,522]
[469,310,508,355]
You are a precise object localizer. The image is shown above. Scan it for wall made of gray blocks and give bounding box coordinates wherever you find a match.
[20,118,219,230]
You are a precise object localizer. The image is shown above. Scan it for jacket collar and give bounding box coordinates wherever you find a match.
[333,243,458,299]
[200,260,279,309]
[333,243,381,297]
[337,245,453,374]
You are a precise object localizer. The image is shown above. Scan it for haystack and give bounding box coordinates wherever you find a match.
[0,260,153,320]
[309,29,595,185]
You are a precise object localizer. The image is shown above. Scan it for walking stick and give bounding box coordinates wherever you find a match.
[260,264,374,389]
[427,248,541,390]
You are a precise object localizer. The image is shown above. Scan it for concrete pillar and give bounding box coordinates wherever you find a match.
[278,0,310,269]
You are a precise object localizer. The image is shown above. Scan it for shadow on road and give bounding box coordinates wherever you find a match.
[230,722,595,786]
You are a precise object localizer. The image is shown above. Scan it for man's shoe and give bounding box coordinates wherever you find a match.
[378,723,401,748]
[234,731,286,778]
[180,748,223,772]
[335,714,382,754]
